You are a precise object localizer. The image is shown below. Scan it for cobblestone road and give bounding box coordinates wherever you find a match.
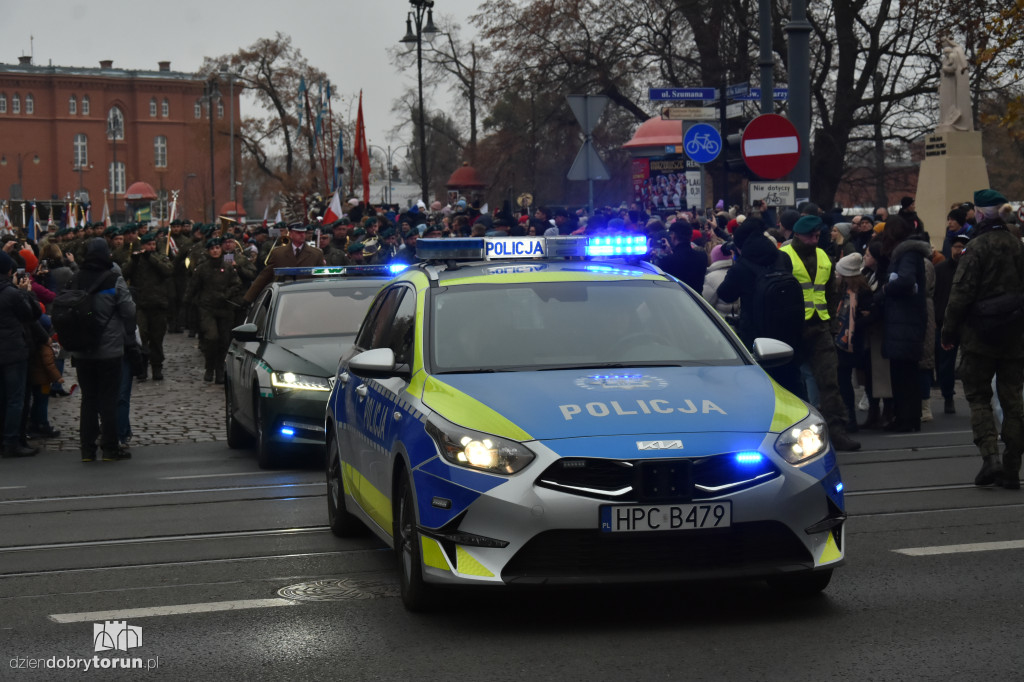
[42,331,225,452]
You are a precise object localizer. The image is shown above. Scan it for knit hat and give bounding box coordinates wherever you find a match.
[733,217,766,248]
[710,244,731,263]
[0,250,14,275]
[792,215,824,234]
[833,222,852,240]
[836,252,863,277]
[973,189,1007,208]
[900,196,915,209]
[779,209,800,231]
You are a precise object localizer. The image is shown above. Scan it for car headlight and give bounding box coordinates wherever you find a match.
[774,412,829,464]
[270,371,331,392]
[426,418,534,475]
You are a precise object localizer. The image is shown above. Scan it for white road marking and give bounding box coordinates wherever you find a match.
[161,472,289,480]
[894,539,1024,556]
[50,598,296,623]
[0,486,26,490]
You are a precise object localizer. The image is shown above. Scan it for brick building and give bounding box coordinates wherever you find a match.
[0,55,239,225]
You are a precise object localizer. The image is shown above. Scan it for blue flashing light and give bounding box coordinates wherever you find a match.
[835,482,844,493]
[388,263,410,275]
[586,234,648,257]
[734,452,765,465]
[273,265,397,278]
[280,427,296,437]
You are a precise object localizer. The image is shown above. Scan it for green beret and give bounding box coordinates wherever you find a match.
[973,189,1008,208]
[206,237,223,248]
[351,227,366,238]
[103,226,118,237]
[792,215,824,234]
[202,225,215,236]
[139,232,157,244]
[380,227,395,239]
[347,242,364,254]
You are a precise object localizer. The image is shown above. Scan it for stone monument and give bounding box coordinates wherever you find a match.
[916,37,989,242]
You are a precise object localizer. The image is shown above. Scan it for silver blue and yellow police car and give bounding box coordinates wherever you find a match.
[225,265,402,468]
[325,235,845,610]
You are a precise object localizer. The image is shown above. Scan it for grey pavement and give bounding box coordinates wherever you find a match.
[39,331,225,452]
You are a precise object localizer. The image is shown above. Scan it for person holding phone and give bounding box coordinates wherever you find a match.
[1,250,41,457]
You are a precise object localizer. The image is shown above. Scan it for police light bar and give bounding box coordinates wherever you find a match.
[273,264,408,278]
[416,235,649,261]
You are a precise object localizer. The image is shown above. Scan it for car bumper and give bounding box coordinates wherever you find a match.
[412,439,845,587]
[262,390,331,446]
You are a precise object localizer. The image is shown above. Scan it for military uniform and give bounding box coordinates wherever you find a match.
[123,236,174,380]
[185,240,244,382]
[941,205,1024,488]
[244,236,325,302]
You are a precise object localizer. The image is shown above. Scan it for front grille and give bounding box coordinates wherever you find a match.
[537,455,779,501]
[501,522,811,582]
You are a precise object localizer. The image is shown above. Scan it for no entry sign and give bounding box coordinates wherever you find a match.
[741,114,800,180]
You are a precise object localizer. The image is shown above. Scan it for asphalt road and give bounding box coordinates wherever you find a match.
[2,400,1023,681]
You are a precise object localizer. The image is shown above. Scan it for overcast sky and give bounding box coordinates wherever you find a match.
[2,0,485,150]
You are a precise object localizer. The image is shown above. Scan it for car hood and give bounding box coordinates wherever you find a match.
[422,365,807,441]
[264,336,355,377]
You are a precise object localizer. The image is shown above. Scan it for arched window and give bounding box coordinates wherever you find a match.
[154,135,167,168]
[161,98,169,118]
[12,93,20,114]
[69,95,77,115]
[25,93,34,114]
[0,93,6,114]
[82,95,90,115]
[149,97,157,117]
[217,100,224,119]
[74,134,88,168]
[109,161,126,195]
[194,100,202,119]
[107,107,124,140]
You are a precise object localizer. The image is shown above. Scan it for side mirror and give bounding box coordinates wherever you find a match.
[231,323,259,342]
[349,347,408,378]
[752,338,794,368]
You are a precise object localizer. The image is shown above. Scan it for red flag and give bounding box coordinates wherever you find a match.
[354,90,371,205]
[323,189,344,224]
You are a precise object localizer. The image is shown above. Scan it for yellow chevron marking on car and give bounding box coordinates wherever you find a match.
[769,379,809,432]
[421,536,450,571]
[455,546,495,577]
[342,461,393,535]
[440,271,663,286]
[422,376,532,441]
[819,533,843,564]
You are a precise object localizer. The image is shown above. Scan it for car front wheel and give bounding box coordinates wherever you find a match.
[327,434,363,537]
[395,470,435,612]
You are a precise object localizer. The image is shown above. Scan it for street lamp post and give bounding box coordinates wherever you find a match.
[369,143,410,205]
[0,152,40,199]
[107,112,123,224]
[400,0,439,206]
[202,77,221,223]
[221,69,240,210]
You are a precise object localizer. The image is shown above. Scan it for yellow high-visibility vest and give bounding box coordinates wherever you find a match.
[780,243,831,321]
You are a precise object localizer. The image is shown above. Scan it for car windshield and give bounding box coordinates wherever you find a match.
[272,286,381,339]
[430,279,744,372]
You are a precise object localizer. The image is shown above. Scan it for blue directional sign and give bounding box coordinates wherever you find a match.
[649,87,718,102]
[683,123,722,164]
[734,87,789,101]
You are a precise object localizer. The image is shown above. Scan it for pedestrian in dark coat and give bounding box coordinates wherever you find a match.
[0,249,40,457]
[656,222,707,292]
[877,216,931,432]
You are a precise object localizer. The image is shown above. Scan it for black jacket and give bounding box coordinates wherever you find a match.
[880,239,931,361]
[0,277,37,365]
[717,235,793,347]
[658,243,707,293]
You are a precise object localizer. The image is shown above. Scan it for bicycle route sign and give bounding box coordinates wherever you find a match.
[683,123,722,164]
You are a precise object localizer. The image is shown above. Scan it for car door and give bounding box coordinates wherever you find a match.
[340,285,409,529]
[233,289,273,432]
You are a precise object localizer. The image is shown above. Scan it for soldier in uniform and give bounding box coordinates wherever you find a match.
[941,189,1024,489]
[166,220,191,332]
[123,231,174,381]
[185,237,244,384]
[319,230,348,266]
[179,225,211,338]
[258,222,288,270]
[244,222,325,302]
[222,236,256,325]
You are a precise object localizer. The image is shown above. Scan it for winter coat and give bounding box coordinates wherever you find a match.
[67,261,137,361]
[717,234,794,348]
[702,259,740,322]
[186,256,245,311]
[28,339,61,386]
[123,250,175,309]
[0,277,37,365]
[880,239,931,361]
[941,218,1024,358]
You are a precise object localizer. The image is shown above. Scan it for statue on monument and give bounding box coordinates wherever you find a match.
[937,37,973,133]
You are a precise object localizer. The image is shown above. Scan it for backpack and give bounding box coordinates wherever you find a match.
[748,268,805,347]
[50,272,116,351]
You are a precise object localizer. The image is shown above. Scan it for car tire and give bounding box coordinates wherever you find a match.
[254,393,277,469]
[394,470,436,612]
[327,434,363,537]
[767,568,833,596]
[225,385,249,449]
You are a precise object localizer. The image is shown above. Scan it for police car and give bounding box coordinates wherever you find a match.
[325,235,845,610]
[225,265,403,468]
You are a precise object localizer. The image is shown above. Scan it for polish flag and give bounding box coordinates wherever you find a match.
[322,189,344,224]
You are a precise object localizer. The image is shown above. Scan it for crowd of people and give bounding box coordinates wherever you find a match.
[1,190,1021,489]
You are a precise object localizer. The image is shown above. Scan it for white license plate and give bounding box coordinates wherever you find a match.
[600,502,731,532]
